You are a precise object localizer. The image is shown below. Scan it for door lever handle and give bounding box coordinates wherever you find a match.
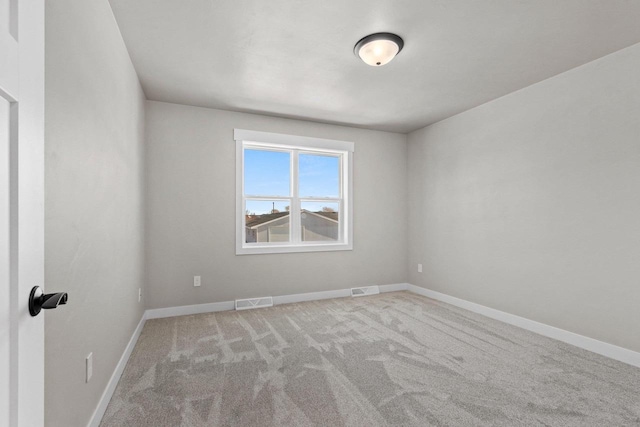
[29,286,68,316]
[42,292,68,309]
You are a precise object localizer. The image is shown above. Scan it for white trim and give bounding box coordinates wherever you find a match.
[377,283,410,293]
[273,288,352,305]
[236,133,354,255]
[236,139,244,254]
[145,300,235,320]
[272,284,405,305]
[88,314,146,427]
[406,284,640,368]
[239,242,352,255]
[145,284,408,319]
[344,151,354,250]
[234,129,355,152]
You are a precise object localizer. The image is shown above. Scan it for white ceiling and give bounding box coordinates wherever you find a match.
[108,0,640,133]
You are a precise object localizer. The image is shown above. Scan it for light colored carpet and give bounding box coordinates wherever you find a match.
[100,291,640,426]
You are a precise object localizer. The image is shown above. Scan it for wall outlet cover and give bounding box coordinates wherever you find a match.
[86,353,93,383]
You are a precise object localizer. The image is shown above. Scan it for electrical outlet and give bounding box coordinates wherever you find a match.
[194,276,201,287]
[86,353,93,383]
[138,288,142,302]
[418,264,423,273]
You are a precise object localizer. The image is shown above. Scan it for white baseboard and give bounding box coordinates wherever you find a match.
[406,284,640,369]
[88,313,146,427]
[272,288,351,305]
[272,283,407,305]
[146,283,409,319]
[145,300,235,320]
[378,283,409,293]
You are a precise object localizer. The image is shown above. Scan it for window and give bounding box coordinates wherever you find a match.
[235,129,354,255]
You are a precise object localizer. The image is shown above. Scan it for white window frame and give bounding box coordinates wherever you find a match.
[235,129,354,255]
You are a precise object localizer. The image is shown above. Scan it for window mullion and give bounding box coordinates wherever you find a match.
[291,150,301,243]
[244,196,292,201]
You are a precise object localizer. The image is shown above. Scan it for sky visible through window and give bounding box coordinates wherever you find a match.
[245,149,340,214]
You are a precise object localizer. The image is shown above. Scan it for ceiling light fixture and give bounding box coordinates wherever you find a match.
[354,32,404,66]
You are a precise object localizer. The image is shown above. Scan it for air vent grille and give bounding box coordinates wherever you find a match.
[350,286,380,297]
[235,296,273,311]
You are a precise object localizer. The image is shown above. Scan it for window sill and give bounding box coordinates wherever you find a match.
[236,242,353,255]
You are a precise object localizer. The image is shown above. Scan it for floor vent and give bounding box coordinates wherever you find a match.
[350,286,380,297]
[235,296,273,311]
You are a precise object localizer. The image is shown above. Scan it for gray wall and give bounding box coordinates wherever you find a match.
[408,43,640,353]
[45,0,146,425]
[145,101,407,309]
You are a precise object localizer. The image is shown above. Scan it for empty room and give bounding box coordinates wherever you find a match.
[1,0,639,426]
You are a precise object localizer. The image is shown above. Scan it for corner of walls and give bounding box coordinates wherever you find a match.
[401,132,411,285]
[405,126,428,288]
[406,42,640,354]
[45,0,148,425]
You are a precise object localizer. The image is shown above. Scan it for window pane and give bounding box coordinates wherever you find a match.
[299,154,339,198]
[245,200,290,243]
[301,202,339,242]
[244,149,290,196]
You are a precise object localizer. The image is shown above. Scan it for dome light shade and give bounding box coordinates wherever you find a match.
[354,32,404,66]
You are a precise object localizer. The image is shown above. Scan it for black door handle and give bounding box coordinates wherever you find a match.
[29,286,68,316]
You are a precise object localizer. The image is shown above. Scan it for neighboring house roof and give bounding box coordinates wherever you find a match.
[246,211,289,228]
[245,210,338,228]
[310,211,338,222]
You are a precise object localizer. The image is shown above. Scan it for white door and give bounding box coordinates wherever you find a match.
[1,0,45,425]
